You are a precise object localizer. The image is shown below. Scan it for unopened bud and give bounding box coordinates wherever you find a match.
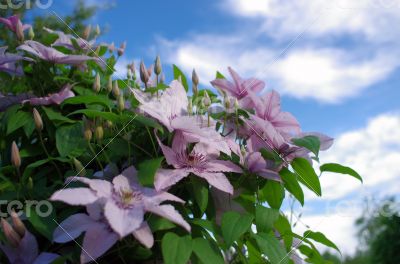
[95,125,104,141]
[109,42,115,53]
[32,108,43,131]
[10,210,25,238]
[224,96,231,109]
[28,177,33,190]
[118,41,126,57]
[1,218,20,248]
[234,98,239,109]
[28,27,35,40]
[154,56,162,75]
[192,69,199,86]
[203,91,211,107]
[140,61,149,84]
[147,65,153,77]
[11,141,21,168]
[127,68,133,79]
[107,77,113,93]
[105,120,113,128]
[73,158,86,177]
[95,24,101,36]
[84,128,92,141]
[112,81,120,97]
[83,25,92,40]
[93,73,101,93]
[15,21,24,42]
[117,95,125,112]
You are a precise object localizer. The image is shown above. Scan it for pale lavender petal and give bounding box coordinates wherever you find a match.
[206,160,242,173]
[246,152,266,172]
[68,177,112,198]
[196,172,233,194]
[154,169,189,191]
[33,253,60,264]
[80,224,119,264]
[228,67,242,93]
[19,231,39,263]
[132,222,154,248]
[156,134,180,167]
[142,188,185,204]
[243,78,265,93]
[258,169,282,182]
[120,166,139,184]
[259,90,281,119]
[145,204,190,232]
[210,78,235,95]
[163,80,188,118]
[272,112,301,134]
[104,201,144,238]
[50,188,98,205]
[53,214,95,243]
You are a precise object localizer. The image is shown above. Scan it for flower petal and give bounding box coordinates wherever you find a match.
[33,253,60,264]
[206,160,242,173]
[196,172,233,194]
[53,214,94,243]
[132,221,154,249]
[68,177,112,198]
[50,188,98,205]
[145,204,190,232]
[154,169,189,191]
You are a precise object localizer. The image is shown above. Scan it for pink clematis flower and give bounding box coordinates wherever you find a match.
[53,203,153,263]
[0,217,59,264]
[22,84,74,106]
[0,15,31,40]
[17,40,105,68]
[245,151,281,181]
[132,80,231,155]
[44,27,96,51]
[155,133,242,194]
[211,67,265,108]
[50,166,190,238]
[0,46,30,76]
[252,90,301,135]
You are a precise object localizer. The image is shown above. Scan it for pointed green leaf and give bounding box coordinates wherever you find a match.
[280,168,304,206]
[192,238,224,264]
[254,233,289,264]
[255,205,279,233]
[173,65,189,91]
[221,211,254,247]
[260,181,285,209]
[162,233,192,264]
[291,158,321,196]
[292,136,321,158]
[304,230,340,252]
[320,163,362,183]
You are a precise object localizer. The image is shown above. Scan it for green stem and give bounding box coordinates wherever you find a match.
[39,132,62,178]
[88,141,104,171]
[146,127,158,156]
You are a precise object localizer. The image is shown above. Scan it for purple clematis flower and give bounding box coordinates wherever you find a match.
[132,80,231,155]
[17,40,105,68]
[0,46,32,76]
[22,84,74,106]
[245,151,281,181]
[155,133,242,194]
[211,67,265,108]
[53,203,154,263]
[0,216,60,264]
[251,90,301,134]
[50,166,190,238]
[0,15,31,33]
[44,27,96,51]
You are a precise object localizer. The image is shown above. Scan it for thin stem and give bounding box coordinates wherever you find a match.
[146,127,158,156]
[39,132,62,178]
[88,141,104,171]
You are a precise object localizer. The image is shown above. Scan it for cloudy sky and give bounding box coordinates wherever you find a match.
[39,0,400,256]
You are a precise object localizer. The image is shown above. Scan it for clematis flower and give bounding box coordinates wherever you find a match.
[22,84,74,106]
[50,166,190,238]
[245,151,281,181]
[132,80,231,155]
[0,15,31,40]
[0,215,60,264]
[210,67,264,108]
[251,90,301,135]
[17,40,105,68]
[44,27,96,51]
[155,133,242,194]
[53,203,153,263]
[0,46,32,76]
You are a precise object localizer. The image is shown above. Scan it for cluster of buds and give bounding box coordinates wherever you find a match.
[1,211,26,248]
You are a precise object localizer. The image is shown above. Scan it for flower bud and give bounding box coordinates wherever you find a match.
[154,56,162,75]
[1,218,20,248]
[234,98,239,109]
[84,129,92,141]
[83,25,92,40]
[147,65,153,77]
[108,42,115,53]
[73,158,86,177]
[127,68,133,79]
[118,41,126,57]
[15,21,24,42]
[140,61,149,84]
[117,95,125,112]
[28,177,33,190]
[94,46,101,56]
[11,141,21,168]
[241,145,247,158]
[107,77,113,93]
[95,125,104,141]
[105,120,113,128]
[93,73,101,93]
[95,24,101,36]
[203,91,211,107]
[224,96,231,109]
[32,108,43,131]
[10,210,25,238]
[187,99,193,116]
[192,69,199,86]
[112,80,120,97]
[28,27,35,40]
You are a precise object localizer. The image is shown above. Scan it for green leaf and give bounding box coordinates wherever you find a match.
[274,215,293,250]
[292,136,321,158]
[190,219,219,235]
[254,233,289,264]
[191,177,208,215]
[161,233,192,264]
[62,95,113,108]
[280,168,304,206]
[320,163,362,182]
[56,123,86,157]
[137,157,164,187]
[216,71,226,79]
[26,206,57,241]
[192,238,225,264]
[221,211,254,247]
[291,158,321,196]
[304,230,340,252]
[42,107,75,125]
[255,205,279,233]
[7,110,31,135]
[260,181,285,209]
[68,109,121,122]
[173,64,189,92]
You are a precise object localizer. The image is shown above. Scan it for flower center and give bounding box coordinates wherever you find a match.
[114,187,142,208]
[176,151,207,171]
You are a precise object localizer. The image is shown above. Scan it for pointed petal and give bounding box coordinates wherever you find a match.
[210,79,235,95]
[104,201,144,238]
[261,90,281,119]
[272,112,301,134]
[142,188,185,204]
[243,78,265,93]
[156,134,180,167]
[145,204,190,232]
[50,188,98,205]
[132,222,154,248]
[68,177,112,198]
[53,214,94,243]
[33,253,60,264]
[246,152,266,172]
[258,169,282,182]
[206,160,242,173]
[154,169,189,191]
[121,165,139,184]
[80,224,119,264]
[228,67,242,93]
[19,231,39,263]
[196,172,233,194]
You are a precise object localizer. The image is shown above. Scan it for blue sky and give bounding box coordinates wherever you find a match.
[32,0,400,255]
